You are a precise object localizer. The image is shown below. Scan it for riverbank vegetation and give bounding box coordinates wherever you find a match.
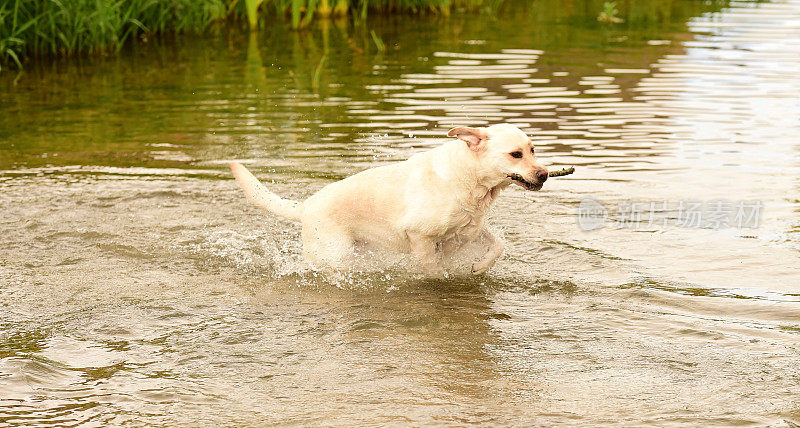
[0,0,488,70]
[1,0,734,71]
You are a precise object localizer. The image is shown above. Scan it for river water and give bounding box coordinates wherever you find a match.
[1,0,799,425]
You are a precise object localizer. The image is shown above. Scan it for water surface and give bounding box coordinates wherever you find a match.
[2,0,800,425]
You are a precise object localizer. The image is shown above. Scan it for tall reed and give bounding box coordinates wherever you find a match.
[245,0,264,29]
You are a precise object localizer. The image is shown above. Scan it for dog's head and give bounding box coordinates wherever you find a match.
[447,124,548,190]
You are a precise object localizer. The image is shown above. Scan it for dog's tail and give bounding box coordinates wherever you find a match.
[230,162,302,222]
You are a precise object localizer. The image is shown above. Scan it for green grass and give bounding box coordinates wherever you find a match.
[0,0,491,70]
[0,0,229,69]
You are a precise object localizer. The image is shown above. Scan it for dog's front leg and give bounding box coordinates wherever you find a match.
[472,228,504,275]
[409,234,444,278]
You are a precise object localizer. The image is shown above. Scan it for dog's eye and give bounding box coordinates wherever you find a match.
[510,151,523,159]
[530,147,535,154]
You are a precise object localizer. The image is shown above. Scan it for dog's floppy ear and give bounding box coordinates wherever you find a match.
[447,127,488,151]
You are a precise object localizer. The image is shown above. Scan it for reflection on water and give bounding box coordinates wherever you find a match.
[2,0,800,425]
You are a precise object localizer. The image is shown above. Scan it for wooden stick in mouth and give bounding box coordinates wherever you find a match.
[548,167,575,178]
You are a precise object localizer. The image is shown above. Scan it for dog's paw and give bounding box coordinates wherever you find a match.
[471,262,490,275]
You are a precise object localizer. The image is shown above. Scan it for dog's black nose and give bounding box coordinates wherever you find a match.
[536,169,548,183]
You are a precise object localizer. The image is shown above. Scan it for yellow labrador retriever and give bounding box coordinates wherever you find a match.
[231,124,548,276]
